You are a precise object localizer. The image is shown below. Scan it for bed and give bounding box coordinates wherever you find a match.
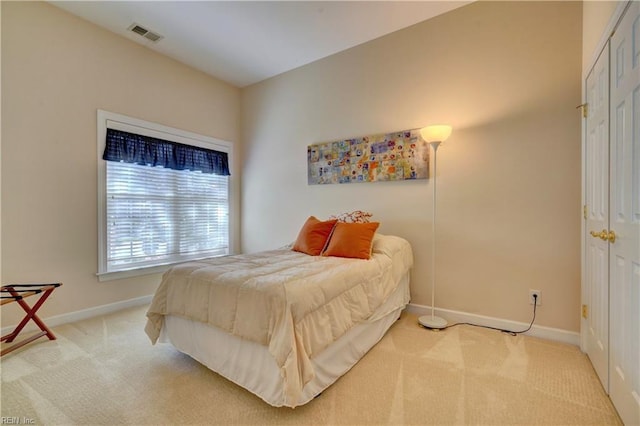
[145,232,413,408]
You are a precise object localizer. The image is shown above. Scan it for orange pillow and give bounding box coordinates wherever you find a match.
[292,216,338,256]
[322,222,380,259]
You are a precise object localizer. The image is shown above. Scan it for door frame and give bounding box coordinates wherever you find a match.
[580,0,630,353]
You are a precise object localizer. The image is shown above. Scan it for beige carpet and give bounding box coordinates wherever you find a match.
[1,306,622,425]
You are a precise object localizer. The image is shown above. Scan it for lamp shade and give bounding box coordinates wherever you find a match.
[420,125,452,143]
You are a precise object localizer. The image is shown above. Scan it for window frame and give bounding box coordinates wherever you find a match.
[97,109,234,281]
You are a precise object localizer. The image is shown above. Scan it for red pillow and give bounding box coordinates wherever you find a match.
[322,222,380,259]
[292,216,338,256]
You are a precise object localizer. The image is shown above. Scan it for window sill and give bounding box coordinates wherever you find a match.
[97,264,171,282]
[97,251,231,282]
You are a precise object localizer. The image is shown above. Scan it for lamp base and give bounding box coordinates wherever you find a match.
[418,315,448,329]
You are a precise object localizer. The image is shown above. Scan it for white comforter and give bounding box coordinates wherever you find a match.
[145,234,413,405]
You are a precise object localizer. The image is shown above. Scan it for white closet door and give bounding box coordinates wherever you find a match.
[609,2,640,424]
[585,42,611,392]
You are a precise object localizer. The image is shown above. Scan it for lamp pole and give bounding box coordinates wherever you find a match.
[418,140,448,329]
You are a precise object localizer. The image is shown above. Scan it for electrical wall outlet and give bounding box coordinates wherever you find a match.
[529,289,542,306]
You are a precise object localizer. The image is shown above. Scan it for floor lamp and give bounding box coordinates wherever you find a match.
[418,125,452,330]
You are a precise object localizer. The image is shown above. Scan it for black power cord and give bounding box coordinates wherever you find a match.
[423,294,538,336]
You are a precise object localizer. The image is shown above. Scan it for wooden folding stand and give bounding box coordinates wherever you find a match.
[1,283,62,357]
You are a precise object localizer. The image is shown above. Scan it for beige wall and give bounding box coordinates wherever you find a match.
[0,3,3,286]
[1,1,584,333]
[242,1,583,331]
[1,2,240,326]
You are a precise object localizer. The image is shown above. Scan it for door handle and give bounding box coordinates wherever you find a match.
[606,230,616,243]
[599,229,608,240]
[589,229,616,243]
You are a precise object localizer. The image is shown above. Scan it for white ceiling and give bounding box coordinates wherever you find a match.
[51,1,471,88]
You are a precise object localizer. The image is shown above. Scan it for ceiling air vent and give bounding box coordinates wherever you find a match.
[128,23,163,43]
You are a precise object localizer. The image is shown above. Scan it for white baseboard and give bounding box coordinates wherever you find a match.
[1,294,153,336]
[406,303,580,346]
[2,296,579,347]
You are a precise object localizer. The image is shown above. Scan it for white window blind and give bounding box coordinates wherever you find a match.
[105,161,229,272]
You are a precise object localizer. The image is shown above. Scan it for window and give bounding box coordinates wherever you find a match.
[97,110,233,280]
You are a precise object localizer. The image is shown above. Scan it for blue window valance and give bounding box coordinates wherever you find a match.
[103,128,230,176]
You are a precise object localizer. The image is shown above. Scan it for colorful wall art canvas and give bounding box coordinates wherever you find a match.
[307,129,429,185]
